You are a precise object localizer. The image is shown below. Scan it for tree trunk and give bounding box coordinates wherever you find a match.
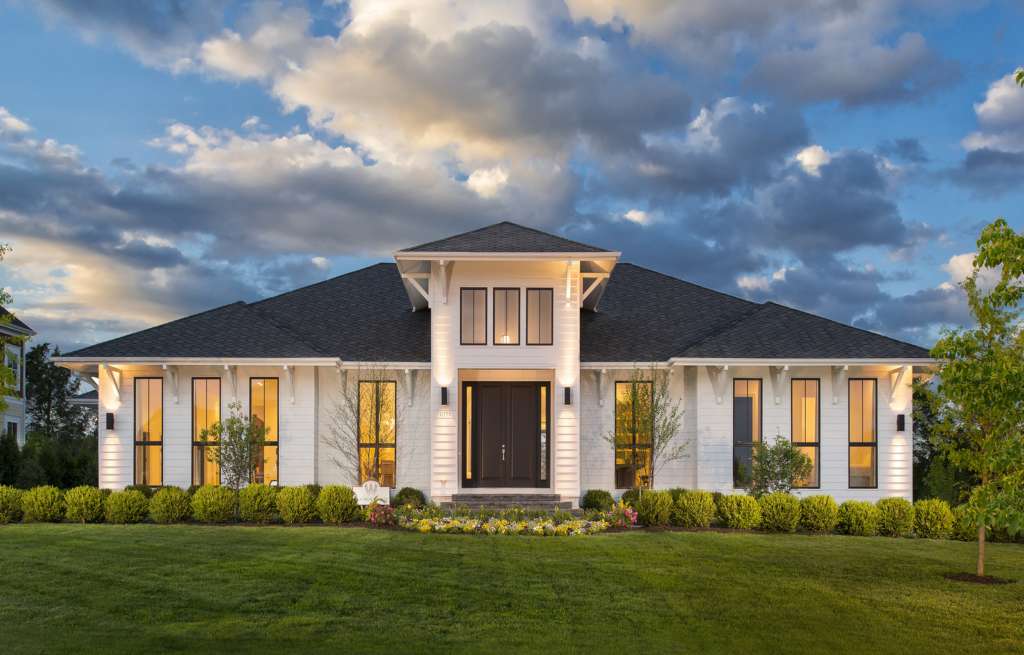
[977,524,986,577]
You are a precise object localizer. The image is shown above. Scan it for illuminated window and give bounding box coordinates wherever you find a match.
[460,288,487,345]
[849,378,877,488]
[134,377,163,486]
[526,288,553,345]
[493,288,520,345]
[192,378,221,486]
[615,381,653,489]
[539,384,548,481]
[250,378,279,486]
[464,384,473,481]
[733,379,762,488]
[359,380,397,487]
[791,379,820,488]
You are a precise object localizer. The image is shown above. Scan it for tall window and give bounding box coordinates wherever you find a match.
[615,381,653,489]
[134,377,163,486]
[493,288,520,345]
[192,378,221,486]
[526,288,553,345]
[460,288,487,345]
[791,379,820,488]
[849,378,877,488]
[733,379,762,488]
[250,378,279,486]
[359,381,396,487]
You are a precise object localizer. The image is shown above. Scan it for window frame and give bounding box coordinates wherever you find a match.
[492,287,521,346]
[614,380,654,490]
[732,378,763,489]
[459,287,488,346]
[525,287,554,346]
[848,377,879,490]
[191,377,222,486]
[357,380,398,488]
[133,376,164,487]
[790,378,821,489]
[249,377,280,486]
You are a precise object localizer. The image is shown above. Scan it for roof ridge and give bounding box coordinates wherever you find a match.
[762,301,929,352]
[500,221,612,252]
[616,262,761,309]
[244,303,327,356]
[399,220,611,253]
[680,303,768,354]
[249,262,393,308]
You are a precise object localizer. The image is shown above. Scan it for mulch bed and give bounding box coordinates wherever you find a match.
[943,572,1015,585]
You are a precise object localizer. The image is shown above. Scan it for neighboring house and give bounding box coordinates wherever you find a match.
[71,388,99,413]
[1,307,34,447]
[56,222,931,505]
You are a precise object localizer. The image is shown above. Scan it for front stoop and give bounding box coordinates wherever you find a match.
[443,494,572,511]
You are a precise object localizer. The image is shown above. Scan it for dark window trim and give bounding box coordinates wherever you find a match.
[459,287,487,346]
[191,377,222,487]
[790,378,821,490]
[732,378,763,489]
[133,376,164,487]
[249,377,280,486]
[848,377,879,490]
[492,287,521,346]
[525,287,554,346]
[357,380,398,487]
[614,380,655,490]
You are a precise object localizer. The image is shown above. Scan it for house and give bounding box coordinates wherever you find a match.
[2,307,34,447]
[56,222,931,505]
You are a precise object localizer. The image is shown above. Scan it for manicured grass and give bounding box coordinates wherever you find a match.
[1,525,1022,654]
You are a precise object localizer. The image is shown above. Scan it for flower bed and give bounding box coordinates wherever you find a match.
[401,515,609,536]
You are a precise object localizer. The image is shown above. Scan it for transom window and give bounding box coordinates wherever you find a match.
[359,381,397,487]
[733,379,762,488]
[493,288,520,345]
[526,288,553,345]
[615,380,653,489]
[849,378,877,488]
[192,377,221,486]
[791,379,820,488]
[460,288,487,345]
[134,377,163,486]
[250,378,279,486]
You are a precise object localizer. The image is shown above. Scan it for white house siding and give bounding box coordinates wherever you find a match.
[316,367,431,491]
[428,260,581,503]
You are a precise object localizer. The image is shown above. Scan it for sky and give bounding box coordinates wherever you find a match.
[0,0,1022,353]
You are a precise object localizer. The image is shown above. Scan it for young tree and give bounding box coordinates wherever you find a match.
[1016,67,1023,87]
[0,242,17,416]
[749,436,813,497]
[604,365,688,490]
[200,401,267,491]
[323,367,408,486]
[931,218,1024,577]
[26,344,94,441]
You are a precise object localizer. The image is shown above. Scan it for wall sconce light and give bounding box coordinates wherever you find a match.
[105,412,115,430]
[563,386,572,406]
[441,386,449,406]
[896,414,905,432]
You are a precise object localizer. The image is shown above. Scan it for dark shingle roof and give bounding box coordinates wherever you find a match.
[0,307,33,334]
[400,221,612,253]
[581,263,930,361]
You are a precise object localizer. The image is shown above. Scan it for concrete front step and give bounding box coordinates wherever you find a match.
[443,494,572,511]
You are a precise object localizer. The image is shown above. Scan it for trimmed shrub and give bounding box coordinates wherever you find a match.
[952,504,978,541]
[149,487,192,524]
[22,485,64,522]
[191,486,237,523]
[277,486,316,525]
[0,485,24,523]
[672,490,716,528]
[717,494,762,530]
[239,484,278,524]
[393,487,426,508]
[914,499,953,539]
[667,488,688,503]
[105,489,149,524]
[124,484,156,499]
[64,486,104,523]
[799,495,839,534]
[581,489,614,512]
[636,490,673,527]
[317,485,361,524]
[620,488,642,508]
[876,497,915,537]
[758,492,801,533]
[838,500,879,536]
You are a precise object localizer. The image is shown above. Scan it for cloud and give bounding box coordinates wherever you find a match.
[876,137,928,163]
[952,71,1024,194]
[794,145,832,176]
[465,167,509,198]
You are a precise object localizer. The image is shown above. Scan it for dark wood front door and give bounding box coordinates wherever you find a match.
[465,382,548,488]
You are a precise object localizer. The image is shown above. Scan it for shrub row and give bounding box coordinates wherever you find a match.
[0,483,373,526]
[597,488,964,539]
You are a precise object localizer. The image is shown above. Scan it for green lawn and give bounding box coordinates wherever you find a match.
[1,525,1022,654]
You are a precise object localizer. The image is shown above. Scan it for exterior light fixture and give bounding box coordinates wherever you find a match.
[564,386,572,406]
[896,414,905,432]
[441,386,449,406]
[105,412,115,430]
